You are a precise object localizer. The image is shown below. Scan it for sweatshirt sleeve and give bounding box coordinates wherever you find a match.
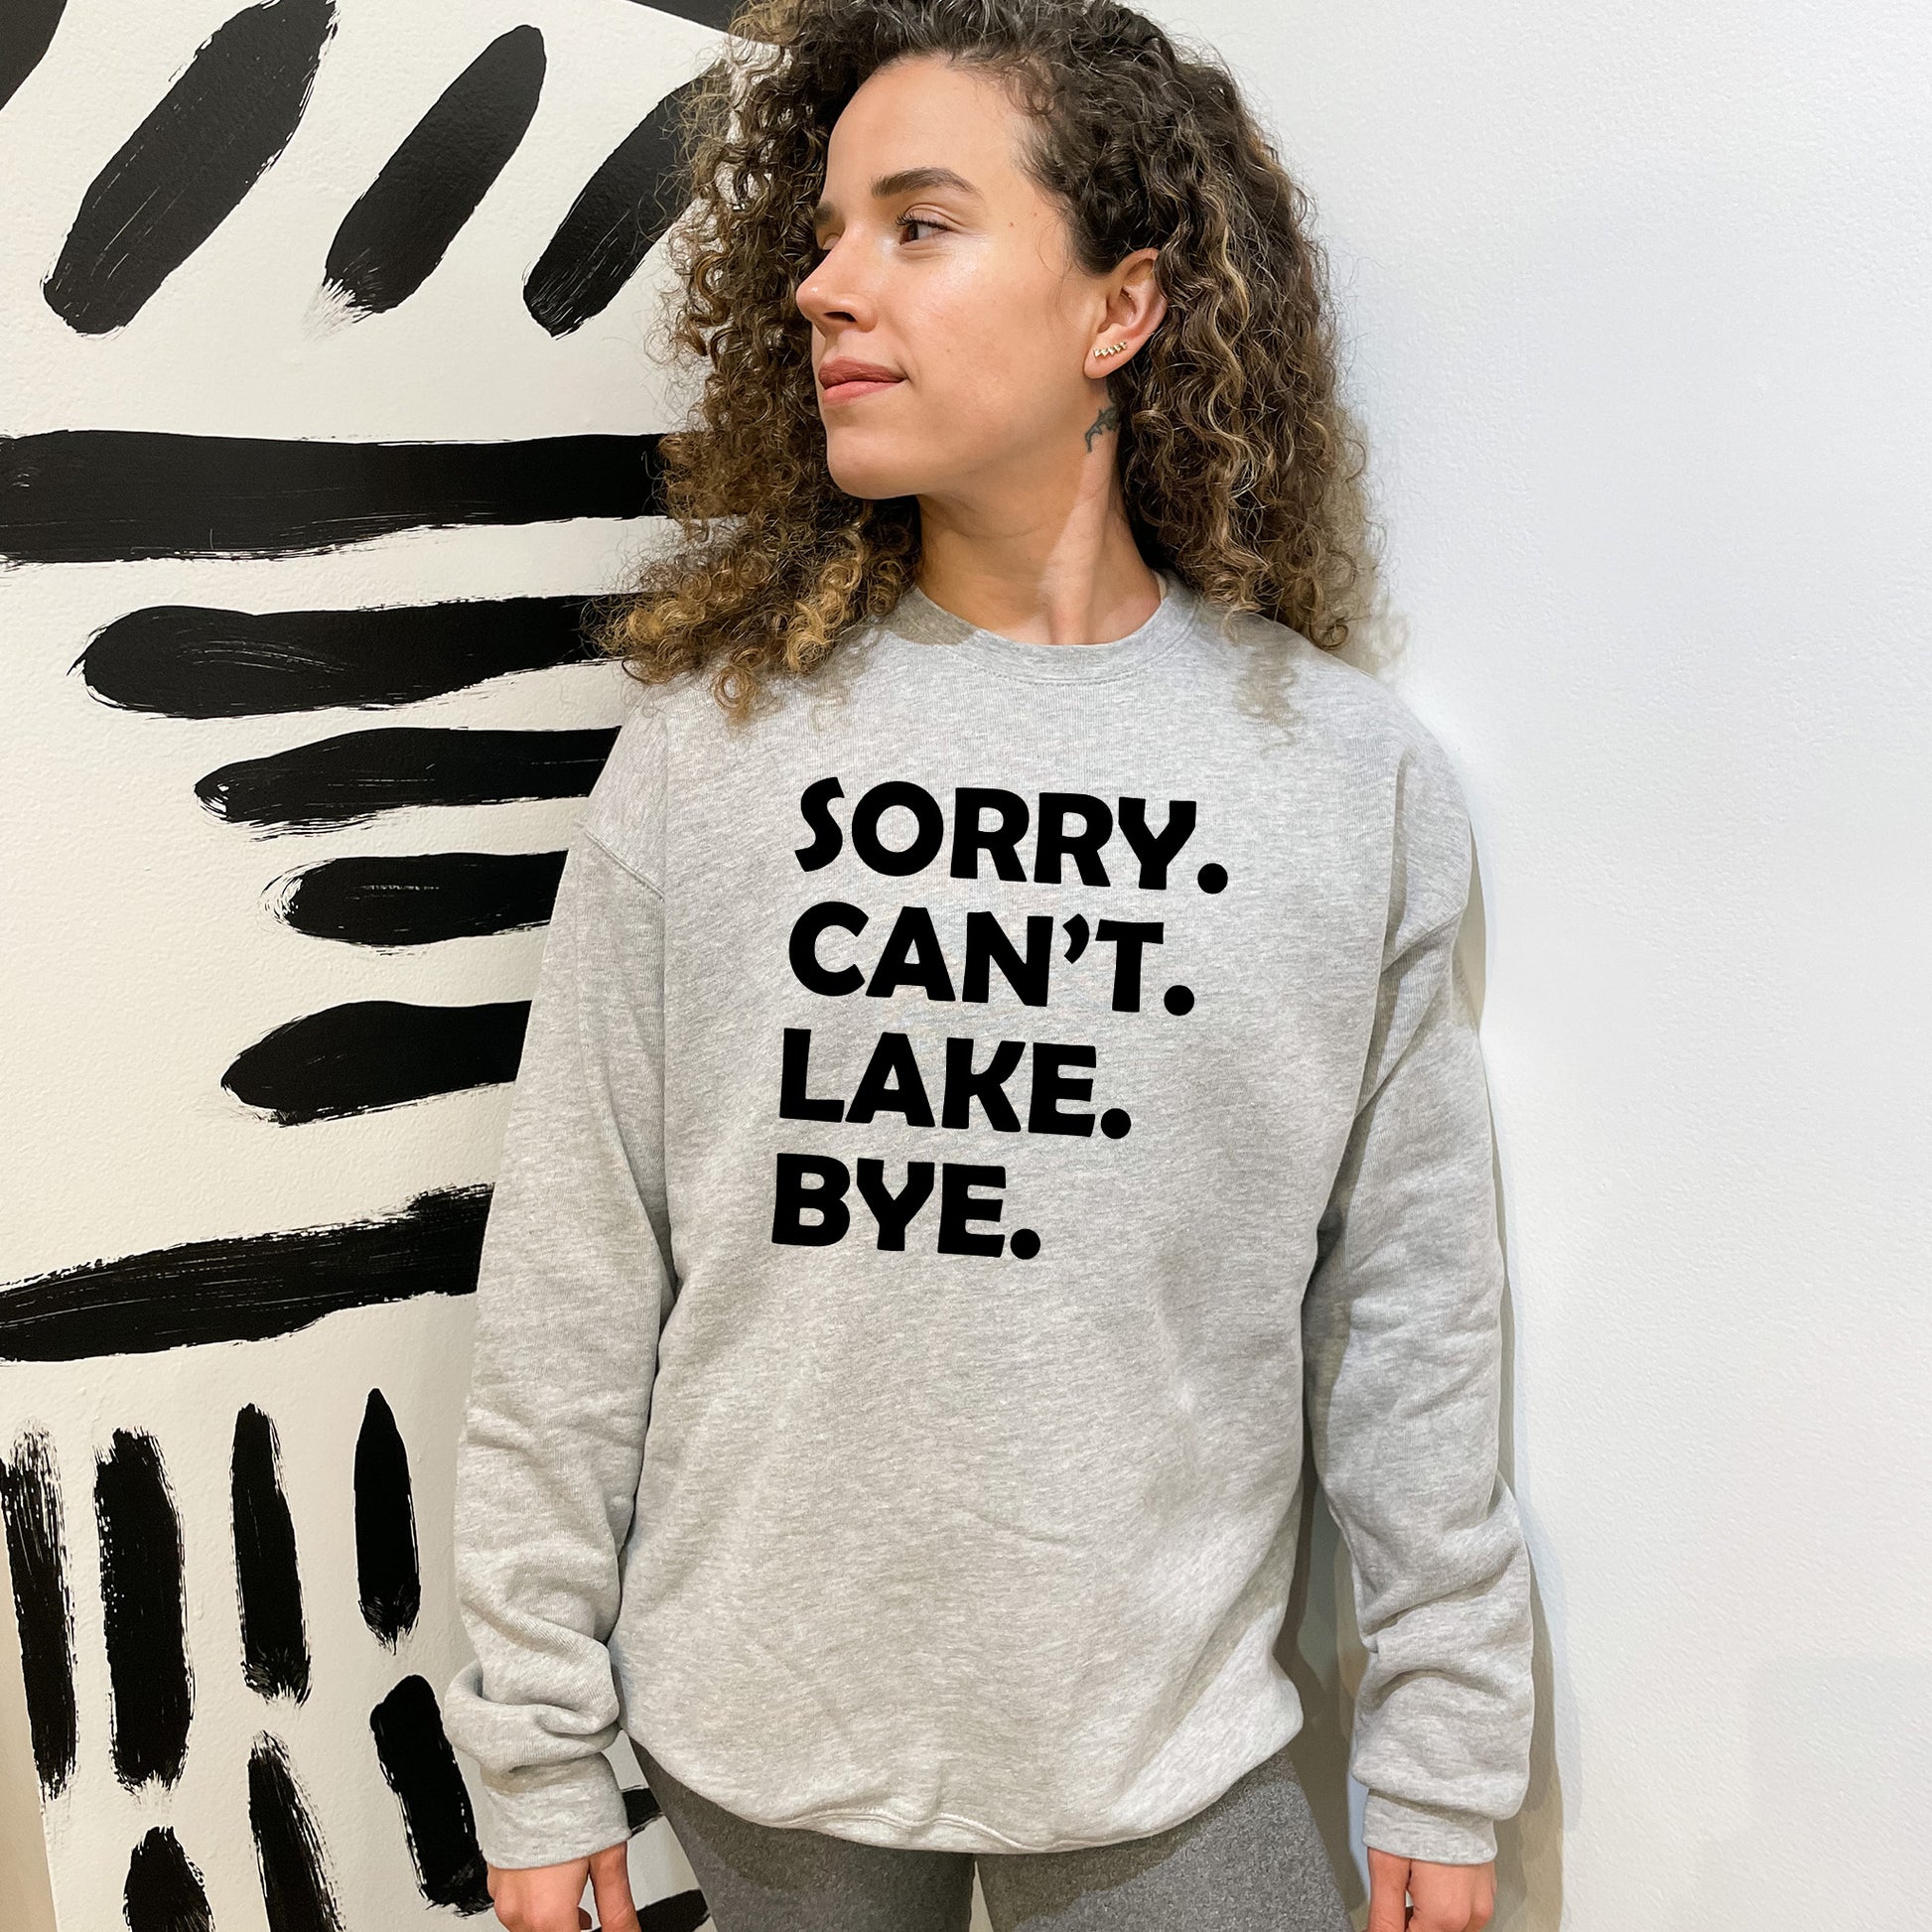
[1300,731,1534,1867]
[442,816,675,1869]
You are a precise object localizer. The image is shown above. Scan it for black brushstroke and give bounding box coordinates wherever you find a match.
[0,1183,489,1363]
[225,1000,529,1123]
[0,1431,77,1796]
[641,1891,710,1932]
[95,1430,193,1789]
[624,0,740,30]
[0,0,66,115]
[324,26,545,318]
[369,1674,490,1911]
[197,725,620,831]
[78,597,603,718]
[0,430,664,563]
[621,1783,662,1833]
[248,1732,345,1932]
[43,0,336,334]
[279,850,566,946]
[355,1390,419,1645]
[525,73,703,337]
[124,1825,214,1932]
[232,1406,311,1702]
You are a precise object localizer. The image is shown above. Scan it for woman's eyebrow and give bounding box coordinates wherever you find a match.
[811,166,982,228]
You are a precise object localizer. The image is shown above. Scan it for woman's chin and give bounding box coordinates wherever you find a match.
[823,440,934,503]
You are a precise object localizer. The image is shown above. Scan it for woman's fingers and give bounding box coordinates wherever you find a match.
[1365,1847,1412,1931]
[588,1840,642,1932]
[482,1857,593,1932]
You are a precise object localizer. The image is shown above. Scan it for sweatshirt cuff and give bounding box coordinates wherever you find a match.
[473,1749,631,1870]
[1362,1792,1497,1866]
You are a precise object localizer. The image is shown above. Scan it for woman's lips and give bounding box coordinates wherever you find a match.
[820,375,902,406]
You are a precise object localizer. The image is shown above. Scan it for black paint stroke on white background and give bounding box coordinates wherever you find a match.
[0,1430,77,1795]
[0,0,68,114]
[224,999,532,1123]
[248,1729,345,1932]
[0,1184,490,1361]
[43,0,337,334]
[323,25,547,320]
[276,850,568,947]
[124,1824,215,1932]
[233,1405,313,1703]
[0,430,664,563]
[354,1388,421,1648]
[369,1673,493,1912]
[95,1429,194,1789]
[197,724,621,830]
[78,596,606,716]
[526,69,705,336]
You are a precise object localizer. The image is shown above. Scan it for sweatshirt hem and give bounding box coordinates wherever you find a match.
[625,1709,1305,1856]
[762,1803,1100,1853]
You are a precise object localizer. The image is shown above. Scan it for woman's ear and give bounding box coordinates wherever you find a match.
[1085,247,1167,372]
[1120,247,1167,337]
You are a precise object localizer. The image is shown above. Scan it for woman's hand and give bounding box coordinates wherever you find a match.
[484,1840,640,1932]
[1366,1847,1496,1931]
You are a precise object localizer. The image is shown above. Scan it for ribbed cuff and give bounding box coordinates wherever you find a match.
[474,1749,630,1870]
[1362,1791,1497,1865]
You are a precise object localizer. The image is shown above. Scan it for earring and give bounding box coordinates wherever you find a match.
[1091,340,1131,359]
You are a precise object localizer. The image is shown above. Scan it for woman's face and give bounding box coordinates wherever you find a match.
[796,54,1145,506]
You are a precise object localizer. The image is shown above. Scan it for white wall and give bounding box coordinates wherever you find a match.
[1171,1,1932,1924]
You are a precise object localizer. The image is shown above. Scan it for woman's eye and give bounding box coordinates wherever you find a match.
[807,217,945,262]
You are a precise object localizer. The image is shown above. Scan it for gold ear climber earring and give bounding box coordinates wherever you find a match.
[1091,341,1131,358]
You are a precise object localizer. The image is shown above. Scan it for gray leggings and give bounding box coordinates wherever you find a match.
[632,1737,1352,1931]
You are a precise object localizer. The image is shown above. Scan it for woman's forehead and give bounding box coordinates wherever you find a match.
[823,57,1028,185]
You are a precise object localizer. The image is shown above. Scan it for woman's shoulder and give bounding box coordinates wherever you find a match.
[578,682,675,876]
[1189,593,1467,796]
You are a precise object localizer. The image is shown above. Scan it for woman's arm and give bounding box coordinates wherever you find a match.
[1301,735,1534,1874]
[443,824,674,1870]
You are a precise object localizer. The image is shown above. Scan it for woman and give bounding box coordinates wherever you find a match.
[444,3,1533,1930]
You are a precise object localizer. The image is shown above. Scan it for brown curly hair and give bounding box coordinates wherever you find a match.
[591,0,1375,721]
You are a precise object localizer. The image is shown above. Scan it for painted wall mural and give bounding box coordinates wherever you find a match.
[0,1,732,1923]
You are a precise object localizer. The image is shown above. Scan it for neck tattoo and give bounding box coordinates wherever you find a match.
[1083,403,1121,452]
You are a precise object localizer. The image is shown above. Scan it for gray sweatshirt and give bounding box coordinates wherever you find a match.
[443,571,1534,1872]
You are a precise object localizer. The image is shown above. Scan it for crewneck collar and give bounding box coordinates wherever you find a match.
[879,571,1198,683]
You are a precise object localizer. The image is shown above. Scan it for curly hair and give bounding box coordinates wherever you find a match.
[591,0,1376,721]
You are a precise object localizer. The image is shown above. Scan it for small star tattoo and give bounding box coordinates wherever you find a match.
[1082,403,1121,452]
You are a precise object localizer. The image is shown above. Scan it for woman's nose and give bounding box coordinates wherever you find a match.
[796,236,872,330]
